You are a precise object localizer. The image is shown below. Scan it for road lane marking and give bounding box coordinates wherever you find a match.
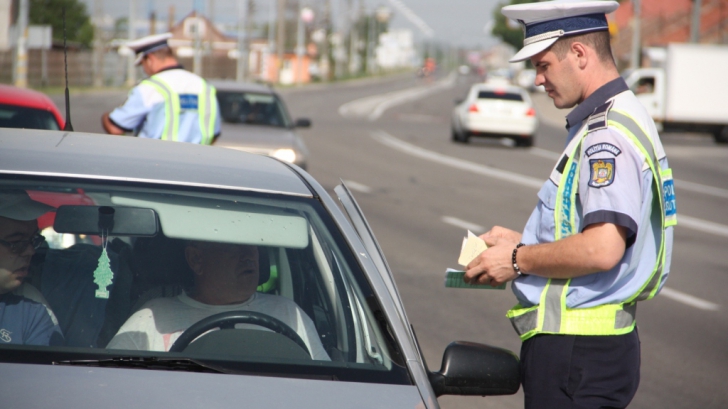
[373,130,728,238]
[660,287,719,311]
[677,215,728,238]
[342,180,372,193]
[527,148,728,200]
[339,73,457,121]
[372,130,544,189]
[442,216,484,233]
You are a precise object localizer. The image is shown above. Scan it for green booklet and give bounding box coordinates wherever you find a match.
[444,268,506,290]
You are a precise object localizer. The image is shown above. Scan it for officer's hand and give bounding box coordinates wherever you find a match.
[481,226,522,247]
[464,237,519,287]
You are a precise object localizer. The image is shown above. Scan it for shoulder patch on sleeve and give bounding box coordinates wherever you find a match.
[587,99,614,133]
[585,142,622,157]
[588,158,615,188]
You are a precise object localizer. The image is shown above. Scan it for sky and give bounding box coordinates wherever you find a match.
[79,0,505,49]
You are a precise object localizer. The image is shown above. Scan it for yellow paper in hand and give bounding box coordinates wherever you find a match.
[458,230,488,267]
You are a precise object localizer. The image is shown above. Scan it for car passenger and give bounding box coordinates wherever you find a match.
[0,190,63,346]
[107,241,330,360]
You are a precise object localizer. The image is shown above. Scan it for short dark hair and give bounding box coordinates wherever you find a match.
[148,46,175,60]
[550,31,615,66]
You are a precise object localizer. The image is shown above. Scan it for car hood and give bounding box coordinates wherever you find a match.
[1,364,425,409]
[214,123,305,153]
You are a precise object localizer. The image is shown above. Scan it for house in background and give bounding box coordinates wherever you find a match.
[611,0,728,68]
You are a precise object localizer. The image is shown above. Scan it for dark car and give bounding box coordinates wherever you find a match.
[0,84,64,130]
[211,81,311,170]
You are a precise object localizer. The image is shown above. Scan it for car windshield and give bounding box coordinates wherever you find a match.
[0,179,409,385]
[217,91,292,128]
[477,91,524,102]
[0,104,60,130]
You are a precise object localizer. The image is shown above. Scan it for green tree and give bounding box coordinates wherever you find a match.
[490,0,532,51]
[29,0,94,48]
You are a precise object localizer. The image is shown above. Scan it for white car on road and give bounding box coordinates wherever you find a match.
[452,83,539,147]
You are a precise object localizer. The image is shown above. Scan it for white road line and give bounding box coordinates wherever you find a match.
[677,215,728,238]
[660,287,720,311]
[373,130,728,238]
[342,180,372,194]
[338,73,457,121]
[372,130,544,189]
[675,179,728,200]
[528,148,728,199]
[442,216,484,233]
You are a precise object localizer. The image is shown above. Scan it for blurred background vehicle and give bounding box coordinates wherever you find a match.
[623,43,728,144]
[451,83,538,147]
[515,69,545,93]
[483,68,513,87]
[211,81,311,169]
[0,84,64,130]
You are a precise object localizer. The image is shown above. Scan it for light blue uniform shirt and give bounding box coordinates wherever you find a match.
[512,78,674,309]
[109,67,221,144]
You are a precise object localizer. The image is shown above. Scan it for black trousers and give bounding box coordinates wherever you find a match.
[521,329,641,409]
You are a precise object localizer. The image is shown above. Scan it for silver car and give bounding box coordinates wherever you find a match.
[0,130,519,408]
[211,80,311,169]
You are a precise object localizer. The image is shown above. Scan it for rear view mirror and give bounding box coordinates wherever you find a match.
[54,205,158,236]
[428,341,520,397]
[294,118,311,128]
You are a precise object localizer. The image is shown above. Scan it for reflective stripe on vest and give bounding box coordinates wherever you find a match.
[507,108,677,341]
[197,79,217,145]
[143,77,180,141]
[143,76,218,144]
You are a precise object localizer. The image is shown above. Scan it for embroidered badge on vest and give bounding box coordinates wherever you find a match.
[589,158,615,187]
[587,100,614,133]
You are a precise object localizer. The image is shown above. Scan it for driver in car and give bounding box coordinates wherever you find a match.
[106,241,330,360]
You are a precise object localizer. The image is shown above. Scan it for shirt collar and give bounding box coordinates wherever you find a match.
[155,64,184,74]
[565,76,629,130]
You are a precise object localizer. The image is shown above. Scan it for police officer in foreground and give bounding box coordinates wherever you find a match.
[463,1,676,408]
[102,33,221,144]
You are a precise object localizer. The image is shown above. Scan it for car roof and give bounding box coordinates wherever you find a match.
[471,83,526,95]
[0,129,313,197]
[209,80,278,95]
[0,84,65,126]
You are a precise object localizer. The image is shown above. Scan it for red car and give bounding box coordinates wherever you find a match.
[0,84,65,130]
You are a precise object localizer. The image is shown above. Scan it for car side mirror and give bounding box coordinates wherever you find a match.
[294,118,311,128]
[454,98,464,105]
[428,341,520,397]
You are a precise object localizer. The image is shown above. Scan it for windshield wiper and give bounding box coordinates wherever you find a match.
[53,356,226,374]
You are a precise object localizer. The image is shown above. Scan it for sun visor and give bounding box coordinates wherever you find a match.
[111,193,309,249]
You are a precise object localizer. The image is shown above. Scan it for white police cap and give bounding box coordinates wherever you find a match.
[503,0,619,63]
[126,32,173,65]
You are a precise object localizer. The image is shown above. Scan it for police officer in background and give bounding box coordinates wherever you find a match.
[102,33,221,144]
[463,1,676,408]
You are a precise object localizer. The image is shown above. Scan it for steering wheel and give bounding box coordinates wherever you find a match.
[169,310,310,356]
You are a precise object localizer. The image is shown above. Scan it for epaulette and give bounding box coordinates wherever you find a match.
[586,99,614,133]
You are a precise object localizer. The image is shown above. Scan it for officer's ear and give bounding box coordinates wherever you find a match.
[571,42,589,69]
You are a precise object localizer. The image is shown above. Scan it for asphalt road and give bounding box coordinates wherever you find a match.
[53,72,728,409]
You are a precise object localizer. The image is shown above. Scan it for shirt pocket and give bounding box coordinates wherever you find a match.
[536,182,557,242]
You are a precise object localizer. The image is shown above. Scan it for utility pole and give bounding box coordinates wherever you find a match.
[268,0,275,81]
[276,0,285,83]
[629,0,641,69]
[690,0,702,43]
[321,0,330,81]
[236,0,248,81]
[126,0,136,86]
[93,0,104,87]
[193,11,202,75]
[13,0,29,88]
